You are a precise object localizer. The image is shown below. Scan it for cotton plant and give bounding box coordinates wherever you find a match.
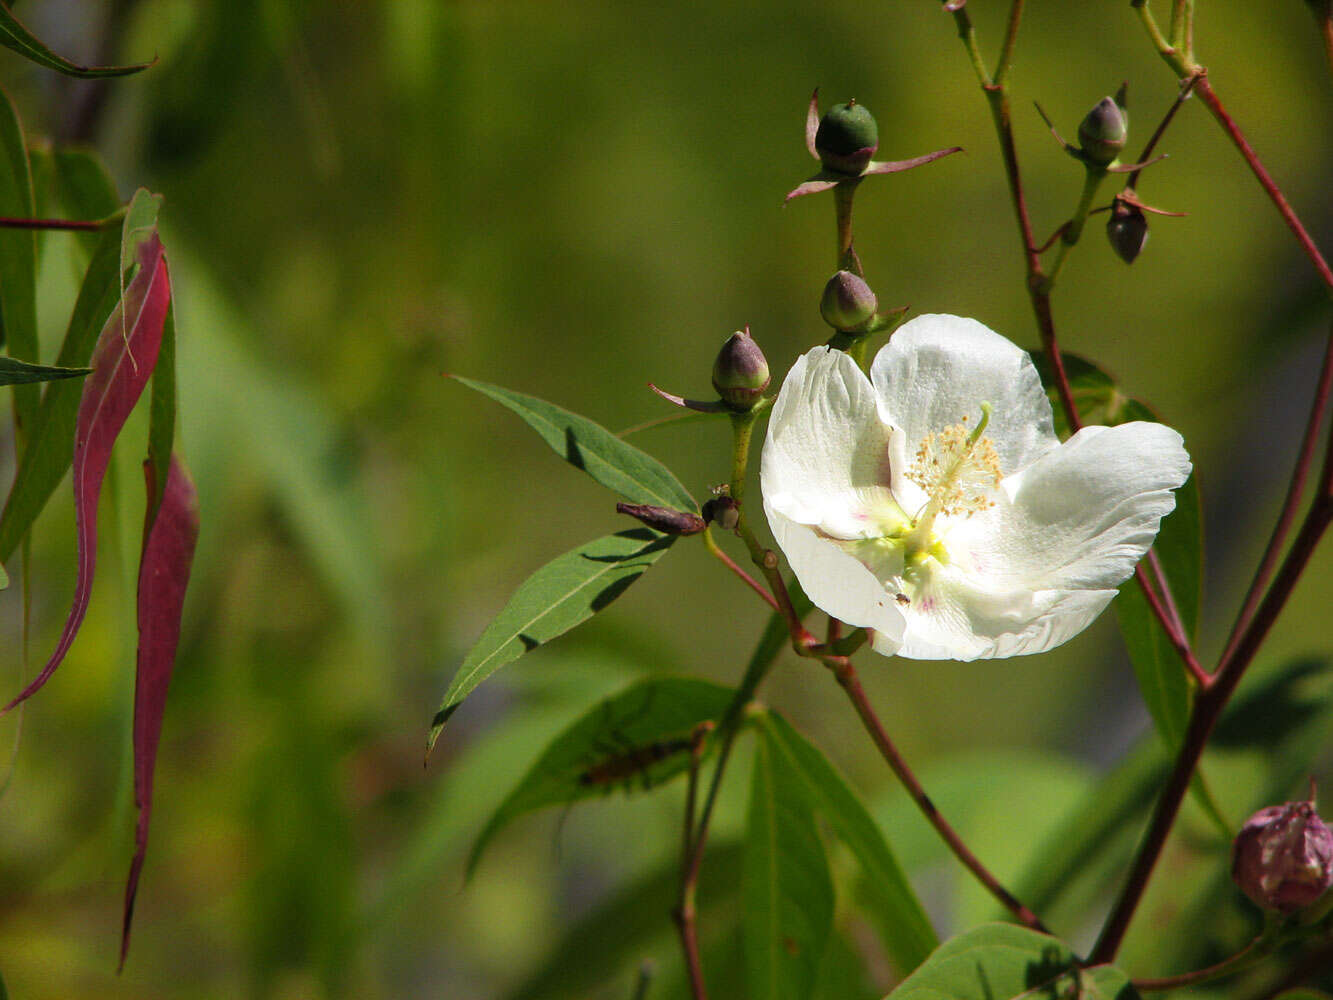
[435,5,1333,999]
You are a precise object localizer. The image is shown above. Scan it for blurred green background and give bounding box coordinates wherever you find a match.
[0,1,1330,997]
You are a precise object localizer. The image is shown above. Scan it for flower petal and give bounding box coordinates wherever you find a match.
[765,505,907,650]
[762,347,896,539]
[897,564,1117,660]
[869,314,1059,476]
[958,421,1191,593]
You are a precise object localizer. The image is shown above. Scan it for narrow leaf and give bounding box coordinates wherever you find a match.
[0,203,149,563]
[2,234,170,711]
[428,529,675,753]
[145,302,177,518]
[0,2,152,77]
[453,376,696,511]
[756,711,936,974]
[467,676,733,876]
[884,924,1137,1000]
[53,148,121,258]
[744,727,834,1000]
[0,83,38,429]
[0,356,89,384]
[120,455,198,969]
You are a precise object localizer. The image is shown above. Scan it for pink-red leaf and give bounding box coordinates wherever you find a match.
[2,233,170,711]
[120,454,198,969]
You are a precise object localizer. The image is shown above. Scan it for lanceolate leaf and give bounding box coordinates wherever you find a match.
[755,711,937,975]
[0,83,38,430]
[467,677,734,877]
[745,726,834,1000]
[145,302,177,518]
[884,924,1137,1000]
[0,201,149,563]
[121,455,198,969]
[2,234,170,711]
[428,529,675,754]
[0,357,90,384]
[0,2,152,77]
[453,376,696,511]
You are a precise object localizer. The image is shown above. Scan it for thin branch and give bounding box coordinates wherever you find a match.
[702,528,779,611]
[1192,74,1333,292]
[1134,933,1272,991]
[993,0,1025,89]
[1220,322,1333,667]
[0,216,107,231]
[1126,72,1200,191]
[825,655,1048,932]
[675,727,713,1000]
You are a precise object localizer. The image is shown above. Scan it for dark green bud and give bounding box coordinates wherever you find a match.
[1078,97,1128,166]
[815,100,879,175]
[820,270,878,331]
[712,328,770,411]
[616,503,706,536]
[1107,199,1149,264]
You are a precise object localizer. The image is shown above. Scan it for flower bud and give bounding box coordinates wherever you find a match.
[712,328,770,411]
[820,270,878,331]
[1232,800,1333,913]
[616,502,706,536]
[815,100,879,175]
[702,496,740,531]
[1078,97,1128,166]
[1106,199,1149,264]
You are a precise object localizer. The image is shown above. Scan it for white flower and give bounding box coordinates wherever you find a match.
[760,314,1191,661]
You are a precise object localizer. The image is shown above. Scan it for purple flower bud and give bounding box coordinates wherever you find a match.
[1232,800,1333,913]
[712,328,770,412]
[702,496,740,531]
[1078,96,1128,166]
[1107,199,1149,264]
[820,270,878,331]
[615,503,706,536]
[815,100,879,176]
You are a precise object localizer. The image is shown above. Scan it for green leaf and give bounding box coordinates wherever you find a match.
[506,842,745,1000]
[0,356,89,384]
[0,3,152,77]
[52,149,121,257]
[0,83,38,429]
[884,924,1137,1000]
[754,710,937,975]
[467,676,734,876]
[429,529,676,753]
[744,723,834,1000]
[0,222,126,562]
[453,375,696,510]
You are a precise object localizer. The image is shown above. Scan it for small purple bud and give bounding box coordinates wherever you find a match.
[820,271,878,331]
[1107,198,1149,264]
[1078,96,1128,166]
[702,496,740,531]
[712,328,770,412]
[815,100,879,176]
[1232,800,1333,913]
[616,503,706,536]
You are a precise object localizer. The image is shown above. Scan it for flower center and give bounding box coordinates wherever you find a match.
[837,404,1003,599]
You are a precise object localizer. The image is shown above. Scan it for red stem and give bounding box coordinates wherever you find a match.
[828,656,1047,931]
[0,216,105,231]
[1192,74,1333,293]
[1220,326,1333,667]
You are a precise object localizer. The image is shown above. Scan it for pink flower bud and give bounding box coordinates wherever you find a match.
[1232,800,1333,913]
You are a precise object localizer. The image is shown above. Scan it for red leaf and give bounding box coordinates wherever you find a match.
[120,454,198,969]
[3,233,170,711]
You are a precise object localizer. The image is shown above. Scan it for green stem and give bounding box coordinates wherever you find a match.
[946,2,993,87]
[993,0,1024,89]
[1040,167,1105,293]
[834,182,863,275]
[1134,0,1197,75]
